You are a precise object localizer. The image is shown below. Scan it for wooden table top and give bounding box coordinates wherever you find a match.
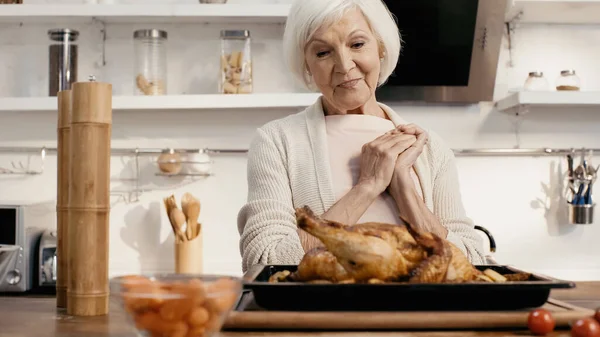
[0,281,598,337]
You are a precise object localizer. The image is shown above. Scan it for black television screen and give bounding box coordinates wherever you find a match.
[380,0,479,87]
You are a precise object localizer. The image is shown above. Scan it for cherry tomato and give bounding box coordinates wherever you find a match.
[594,308,600,323]
[571,317,600,337]
[528,309,556,335]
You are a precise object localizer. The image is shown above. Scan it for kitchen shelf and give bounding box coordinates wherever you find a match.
[0,3,291,24]
[506,0,600,25]
[495,91,600,114]
[0,93,321,112]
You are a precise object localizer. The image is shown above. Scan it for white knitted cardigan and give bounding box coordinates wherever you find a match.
[237,96,486,273]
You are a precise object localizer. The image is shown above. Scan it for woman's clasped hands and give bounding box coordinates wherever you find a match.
[357,124,429,197]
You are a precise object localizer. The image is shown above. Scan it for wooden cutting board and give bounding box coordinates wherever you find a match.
[223,292,594,331]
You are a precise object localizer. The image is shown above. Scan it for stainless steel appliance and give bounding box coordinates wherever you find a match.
[0,201,56,292]
[38,229,57,287]
[377,0,509,103]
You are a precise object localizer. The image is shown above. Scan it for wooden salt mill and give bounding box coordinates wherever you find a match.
[56,89,71,309]
[67,76,112,316]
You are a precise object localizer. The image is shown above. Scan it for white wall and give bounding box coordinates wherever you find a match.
[1,0,600,281]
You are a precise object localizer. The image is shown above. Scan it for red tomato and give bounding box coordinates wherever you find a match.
[572,317,600,337]
[595,308,600,323]
[528,309,556,335]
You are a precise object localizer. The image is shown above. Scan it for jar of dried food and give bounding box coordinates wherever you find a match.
[134,29,167,96]
[556,70,581,91]
[523,71,549,91]
[220,30,252,94]
[48,29,79,97]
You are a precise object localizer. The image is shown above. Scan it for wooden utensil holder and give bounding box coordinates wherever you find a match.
[56,89,71,309]
[67,80,112,317]
[175,229,203,274]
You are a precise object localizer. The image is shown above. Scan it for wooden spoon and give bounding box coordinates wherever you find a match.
[169,208,187,242]
[164,195,181,240]
[181,193,201,240]
[181,193,190,220]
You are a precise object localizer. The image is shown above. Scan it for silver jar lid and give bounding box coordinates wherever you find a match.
[528,71,543,77]
[220,30,250,39]
[48,29,79,42]
[134,29,168,39]
[560,69,576,76]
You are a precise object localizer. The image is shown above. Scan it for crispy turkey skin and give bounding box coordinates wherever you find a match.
[293,206,482,283]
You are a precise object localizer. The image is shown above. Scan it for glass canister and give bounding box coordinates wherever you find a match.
[134,29,167,96]
[220,30,252,94]
[523,71,549,91]
[556,69,581,91]
[48,29,79,97]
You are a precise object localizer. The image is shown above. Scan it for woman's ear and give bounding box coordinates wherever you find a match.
[378,40,386,59]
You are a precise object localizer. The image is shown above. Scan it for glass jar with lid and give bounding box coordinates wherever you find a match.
[134,29,167,96]
[556,70,581,91]
[220,30,252,94]
[523,71,549,91]
[48,28,79,97]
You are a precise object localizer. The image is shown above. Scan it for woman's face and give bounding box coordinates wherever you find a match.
[305,8,382,113]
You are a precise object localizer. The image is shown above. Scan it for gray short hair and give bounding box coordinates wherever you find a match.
[283,0,401,91]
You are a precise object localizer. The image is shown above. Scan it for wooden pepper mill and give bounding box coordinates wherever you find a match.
[67,76,112,316]
[56,89,72,309]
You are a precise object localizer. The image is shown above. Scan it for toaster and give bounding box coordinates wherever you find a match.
[37,229,57,288]
[0,201,56,293]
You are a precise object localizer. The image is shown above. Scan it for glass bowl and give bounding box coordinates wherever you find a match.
[110,274,243,337]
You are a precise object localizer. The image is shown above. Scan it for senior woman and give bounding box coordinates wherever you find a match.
[237,0,485,273]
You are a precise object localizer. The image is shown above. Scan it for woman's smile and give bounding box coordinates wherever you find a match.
[337,78,362,89]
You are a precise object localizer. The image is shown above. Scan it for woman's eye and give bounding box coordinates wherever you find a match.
[316,51,329,58]
[352,42,365,49]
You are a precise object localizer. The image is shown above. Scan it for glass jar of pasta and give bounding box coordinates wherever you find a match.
[220,30,252,94]
[134,29,167,96]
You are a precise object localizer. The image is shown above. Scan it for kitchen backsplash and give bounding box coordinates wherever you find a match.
[1,1,600,280]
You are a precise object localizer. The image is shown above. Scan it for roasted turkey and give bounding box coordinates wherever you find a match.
[292,206,483,283]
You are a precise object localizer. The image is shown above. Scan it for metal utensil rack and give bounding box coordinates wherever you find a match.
[452,148,600,157]
[0,145,597,202]
[3,145,599,156]
[1,145,598,175]
[0,146,248,202]
[0,146,247,170]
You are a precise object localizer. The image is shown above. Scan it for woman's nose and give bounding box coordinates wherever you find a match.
[334,50,355,74]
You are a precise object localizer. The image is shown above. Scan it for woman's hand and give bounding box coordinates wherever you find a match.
[357,128,417,195]
[395,124,429,172]
[386,124,448,238]
[313,128,416,234]
[388,124,429,196]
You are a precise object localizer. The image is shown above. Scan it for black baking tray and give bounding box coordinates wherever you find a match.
[242,264,576,312]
